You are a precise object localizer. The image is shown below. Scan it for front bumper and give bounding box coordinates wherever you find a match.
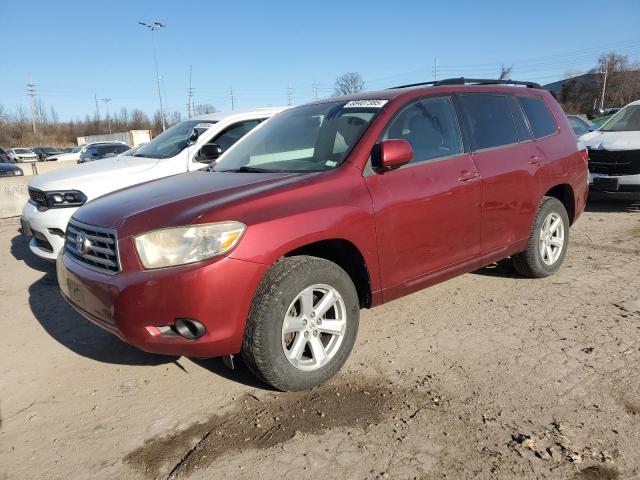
[21,202,76,260]
[589,172,640,192]
[56,248,269,357]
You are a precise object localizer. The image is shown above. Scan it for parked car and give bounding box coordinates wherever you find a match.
[567,115,596,137]
[56,79,588,391]
[45,144,89,162]
[7,148,38,162]
[61,147,76,153]
[22,108,285,260]
[0,162,24,177]
[77,142,130,163]
[581,100,640,192]
[0,147,12,163]
[31,146,64,161]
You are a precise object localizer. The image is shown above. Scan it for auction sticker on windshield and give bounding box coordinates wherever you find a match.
[343,100,388,108]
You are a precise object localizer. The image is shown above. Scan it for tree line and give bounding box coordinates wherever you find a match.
[1,52,638,148]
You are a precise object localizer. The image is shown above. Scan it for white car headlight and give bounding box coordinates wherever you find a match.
[134,221,246,269]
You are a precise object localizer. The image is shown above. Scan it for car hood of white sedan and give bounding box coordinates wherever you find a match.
[580,130,640,151]
[47,152,80,161]
[28,155,161,196]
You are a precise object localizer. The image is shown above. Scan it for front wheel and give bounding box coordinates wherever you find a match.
[241,256,359,391]
[512,196,569,278]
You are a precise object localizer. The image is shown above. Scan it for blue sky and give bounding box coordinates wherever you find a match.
[1,0,639,121]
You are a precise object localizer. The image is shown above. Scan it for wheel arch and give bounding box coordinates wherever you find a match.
[544,183,575,225]
[283,238,373,308]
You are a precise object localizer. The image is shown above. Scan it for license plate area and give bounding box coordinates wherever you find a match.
[592,177,619,191]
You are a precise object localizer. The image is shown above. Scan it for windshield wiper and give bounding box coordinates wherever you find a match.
[133,153,157,158]
[217,166,274,173]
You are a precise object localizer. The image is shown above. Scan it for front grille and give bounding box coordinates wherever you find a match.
[28,187,49,209]
[588,148,640,176]
[65,219,120,274]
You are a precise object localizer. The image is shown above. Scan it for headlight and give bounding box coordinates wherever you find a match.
[45,190,87,207]
[14,169,23,176]
[134,221,246,269]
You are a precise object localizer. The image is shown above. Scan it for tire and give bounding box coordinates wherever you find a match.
[241,255,360,391]
[512,196,570,278]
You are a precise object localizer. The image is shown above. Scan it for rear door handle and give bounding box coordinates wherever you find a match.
[458,170,479,182]
[528,155,543,165]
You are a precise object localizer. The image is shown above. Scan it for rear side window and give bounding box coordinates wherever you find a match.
[382,96,463,163]
[460,95,517,150]
[508,96,531,142]
[518,96,558,138]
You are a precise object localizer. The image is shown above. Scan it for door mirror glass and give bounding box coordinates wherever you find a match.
[373,139,413,172]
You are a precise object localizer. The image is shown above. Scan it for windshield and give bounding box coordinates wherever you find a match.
[600,104,640,132]
[134,119,217,159]
[71,146,83,153]
[15,149,33,154]
[43,147,61,153]
[214,101,381,173]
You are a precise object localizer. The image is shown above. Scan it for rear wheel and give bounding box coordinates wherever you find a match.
[512,196,569,278]
[241,256,359,391]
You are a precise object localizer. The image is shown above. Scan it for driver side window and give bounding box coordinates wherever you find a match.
[195,119,262,162]
[383,97,463,164]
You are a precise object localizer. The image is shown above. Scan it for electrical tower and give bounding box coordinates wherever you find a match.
[101,98,112,133]
[287,84,293,106]
[27,79,37,135]
[230,86,235,111]
[187,65,194,118]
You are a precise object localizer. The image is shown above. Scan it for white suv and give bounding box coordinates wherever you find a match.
[21,107,286,260]
[580,100,640,193]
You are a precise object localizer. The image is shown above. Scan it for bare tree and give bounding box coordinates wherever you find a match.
[334,72,365,96]
[499,64,513,80]
[194,103,217,115]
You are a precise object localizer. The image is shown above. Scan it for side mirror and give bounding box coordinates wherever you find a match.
[188,128,199,143]
[197,143,223,163]
[372,139,413,173]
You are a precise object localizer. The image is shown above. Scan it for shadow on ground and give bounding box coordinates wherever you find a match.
[472,259,521,278]
[585,192,640,213]
[11,233,272,388]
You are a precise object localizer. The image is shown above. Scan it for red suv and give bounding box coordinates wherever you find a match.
[57,78,588,391]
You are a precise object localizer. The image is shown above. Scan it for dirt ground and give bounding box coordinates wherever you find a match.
[1,193,639,480]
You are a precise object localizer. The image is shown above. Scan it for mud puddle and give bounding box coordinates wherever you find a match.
[124,379,437,479]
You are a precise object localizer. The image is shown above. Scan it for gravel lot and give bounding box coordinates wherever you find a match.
[1,193,639,480]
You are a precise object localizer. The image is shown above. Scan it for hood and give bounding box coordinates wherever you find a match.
[580,130,640,151]
[49,152,81,161]
[15,152,37,158]
[74,170,306,237]
[28,155,159,194]
[0,163,20,171]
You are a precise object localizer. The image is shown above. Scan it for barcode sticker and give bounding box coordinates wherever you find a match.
[343,100,388,108]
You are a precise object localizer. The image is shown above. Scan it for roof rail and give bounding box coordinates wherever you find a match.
[389,77,542,89]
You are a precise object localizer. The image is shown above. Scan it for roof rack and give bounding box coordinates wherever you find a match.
[389,77,542,89]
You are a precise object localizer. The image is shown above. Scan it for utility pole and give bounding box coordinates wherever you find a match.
[138,21,166,131]
[230,86,235,111]
[433,58,438,81]
[287,84,293,106]
[187,65,194,118]
[101,98,112,133]
[27,78,37,135]
[599,63,609,111]
[313,81,319,100]
[94,93,101,122]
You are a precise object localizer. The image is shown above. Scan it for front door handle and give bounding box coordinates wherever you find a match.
[458,170,479,182]
[529,155,543,165]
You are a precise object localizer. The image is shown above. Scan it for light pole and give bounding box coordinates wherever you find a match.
[101,98,112,133]
[138,20,166,131]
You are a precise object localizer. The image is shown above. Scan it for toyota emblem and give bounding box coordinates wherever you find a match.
[75,232,88,254]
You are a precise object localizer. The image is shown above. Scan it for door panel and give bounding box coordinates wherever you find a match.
[472,142,542,252]
[366,154,482,290]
